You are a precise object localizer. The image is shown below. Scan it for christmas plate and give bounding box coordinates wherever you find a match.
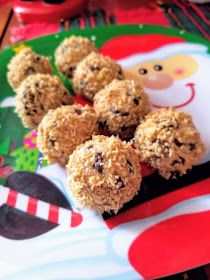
[0,24,210,280]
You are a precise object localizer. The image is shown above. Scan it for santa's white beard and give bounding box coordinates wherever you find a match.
[143,54,210,163]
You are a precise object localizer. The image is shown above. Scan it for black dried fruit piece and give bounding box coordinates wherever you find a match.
[74,109,82,115]
[117,68,123,79]
[67,67,75,79]
[115,175,125,188]
[110,109,129,116]
[174,138,183,147]
[40,104,45,111]
[89,65,100,71]
[171,156,185,166]
[168,124,175,128]
[25,67,36,75]
[35,56,41,62]
[62,102,69,105]
[99,120,109,129]
[157,139,167,147]
[92,152,104,173]
[157,138,164,146]
[121,126,129,131]
[189,143,196,151]
[32,109,37,113]
[157,139,170,155]
[92,161,103,173]
[63,91,69,96]
[186,169,191,174]
[170,170,181,179]
[110,107,120,114]
[179,156,185,164]
[49,138,56,146]
[110,108,129,116]
[162,118,178,129]
[162,124,175,130]
[29,94,35,102]
[153,155,161,159]
[120,112,129,117]
[127,160,132,167]
[95,153,103,161]
[127,160,133,173]
[133,98,139,105]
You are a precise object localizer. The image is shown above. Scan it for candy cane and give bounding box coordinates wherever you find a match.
[0,185,83,228]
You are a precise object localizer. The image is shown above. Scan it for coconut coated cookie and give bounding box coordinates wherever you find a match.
[66,135,142,213]
[7,48,53,90]
[55,36,97,79]
[94,79,151,140]
[16,74,73,128]
[134,108,205,179]
[37,105,97,167]
[72,52,123,101]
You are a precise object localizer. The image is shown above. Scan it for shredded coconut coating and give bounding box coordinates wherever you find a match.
[37,105,98,167]
[134,108,205,179]
[94,79,151,139]
[72,52,124,101]
[16,74,73,128]
[55,36,97,79]
[66,135,142,213]
[7,48,53,90]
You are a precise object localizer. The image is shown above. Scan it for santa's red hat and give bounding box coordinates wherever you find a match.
[100,34,208,67]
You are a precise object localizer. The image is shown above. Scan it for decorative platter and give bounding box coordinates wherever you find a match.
[0,24,210,279]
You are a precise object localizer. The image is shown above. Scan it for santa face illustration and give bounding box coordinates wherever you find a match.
[124,52,198,109]
[100,35,210,162]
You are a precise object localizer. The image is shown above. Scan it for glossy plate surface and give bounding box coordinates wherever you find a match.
[0,25,210,279]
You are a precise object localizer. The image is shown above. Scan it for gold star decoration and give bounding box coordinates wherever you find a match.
[13,44,32,54]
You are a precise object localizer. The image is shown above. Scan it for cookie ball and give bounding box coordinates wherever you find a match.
[134,108,205,179]
[55,36,97,79]
[94,79,151,140]
[7,48,53,90]
[72,52,123,101]
[37,105,97,167]
[67,135,142,213]
[16,74,73,128]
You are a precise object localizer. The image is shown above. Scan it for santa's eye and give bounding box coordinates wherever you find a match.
[154,65,163,71]
[139,68,148,75]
